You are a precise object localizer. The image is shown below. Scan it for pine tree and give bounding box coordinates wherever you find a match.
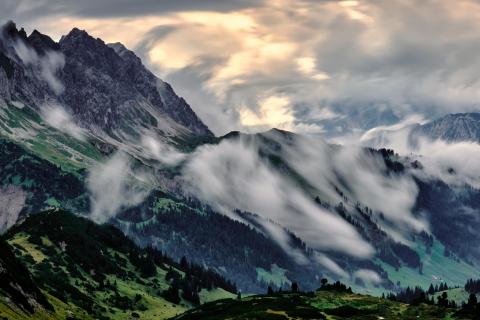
[267,286,274,295]
[291,282,299,293]
[437,292,448,308]
[468,293,478,308]
[320,278,328,288]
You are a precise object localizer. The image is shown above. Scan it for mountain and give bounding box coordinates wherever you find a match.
[1,20,480,303]
[412,113,480,143]
[0,21,212,158]
[2,209,236,319]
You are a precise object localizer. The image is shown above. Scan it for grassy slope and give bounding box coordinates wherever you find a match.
[432,288,480,306]
[374,239,478,292]
[173,290,461,320]
[0,102,104,173]
[4,210,234,319]
[0,292,96,320]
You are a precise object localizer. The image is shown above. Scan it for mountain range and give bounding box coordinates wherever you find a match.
[1,21,480,319]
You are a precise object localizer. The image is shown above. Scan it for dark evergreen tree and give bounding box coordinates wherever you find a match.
[291,282,299,293]
[267,286,274,295]
[320,278,328,288]
[465,279,480,294]
[437,292,449,308]
[162,284,180,304]
[468,293,478,308]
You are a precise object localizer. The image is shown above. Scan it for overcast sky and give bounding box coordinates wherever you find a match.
[3,0,480,136]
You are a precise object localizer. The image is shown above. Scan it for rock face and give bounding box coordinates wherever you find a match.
[414,113,480,143]
[0,21,212,143]
[0,185,27,233]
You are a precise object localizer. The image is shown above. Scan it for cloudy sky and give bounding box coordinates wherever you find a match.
[3,0,480,136]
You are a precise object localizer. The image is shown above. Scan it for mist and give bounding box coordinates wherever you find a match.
[13,37,65,95]
[39,103,85,140]
[87,152,148,224]
[276,132,428,240]
[181,136,374,261]
[141,134,186,165]
[359,121,480,190]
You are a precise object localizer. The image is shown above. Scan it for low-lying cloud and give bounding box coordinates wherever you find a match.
[354,269,382,285]
[359,123,480,190]
[88,152,148,224]
[39,103,85,140]
[13,38,65,95]
[141,134,186,165]
[408,138,480,190]
[182,136,374,261]
[278,133,428,238]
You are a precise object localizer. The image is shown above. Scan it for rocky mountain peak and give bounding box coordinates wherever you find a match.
[0,22,213,141]
[0,21,27,41]
[27,29,59,53]
[416,112,480,142]
[60,27,92,43]
[108,42,140,64]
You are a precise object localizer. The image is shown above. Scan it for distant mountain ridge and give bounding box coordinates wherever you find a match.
[414,112,480,143]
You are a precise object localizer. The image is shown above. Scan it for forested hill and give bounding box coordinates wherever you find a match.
[1,210,236,319]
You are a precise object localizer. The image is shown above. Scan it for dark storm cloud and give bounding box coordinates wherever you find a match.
[1,0,263,20]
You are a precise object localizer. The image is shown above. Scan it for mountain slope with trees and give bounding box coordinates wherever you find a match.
[2,210,236,319]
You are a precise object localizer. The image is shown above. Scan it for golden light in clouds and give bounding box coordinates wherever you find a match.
[296,57,330,81]
[296,57,316,75]
[240,95,294,130]
[39,16,177,45]
[339,1,359,7]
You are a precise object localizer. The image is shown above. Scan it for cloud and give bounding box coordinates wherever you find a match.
[357,120,480,190]
[353,269,382,285]
[130,0,480,135]
[182,136,374,260]
[239,95,294,131]
[279,133,428,237]
[39,103,85,140]
[359,114,427,149]
[141,134,186,165]
[314,253,349,278]
[4,0,261,20]
[411,139,480,189]
[13,37,65,94]
[87,152,148,224]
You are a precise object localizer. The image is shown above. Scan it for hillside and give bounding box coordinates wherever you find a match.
[0,236,53,316]
[173,289,459,320]
[2,210,236,319]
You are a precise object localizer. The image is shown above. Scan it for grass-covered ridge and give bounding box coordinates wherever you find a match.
[0,102,104,172]
[173,289,461,320]
[3,210,236,319]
